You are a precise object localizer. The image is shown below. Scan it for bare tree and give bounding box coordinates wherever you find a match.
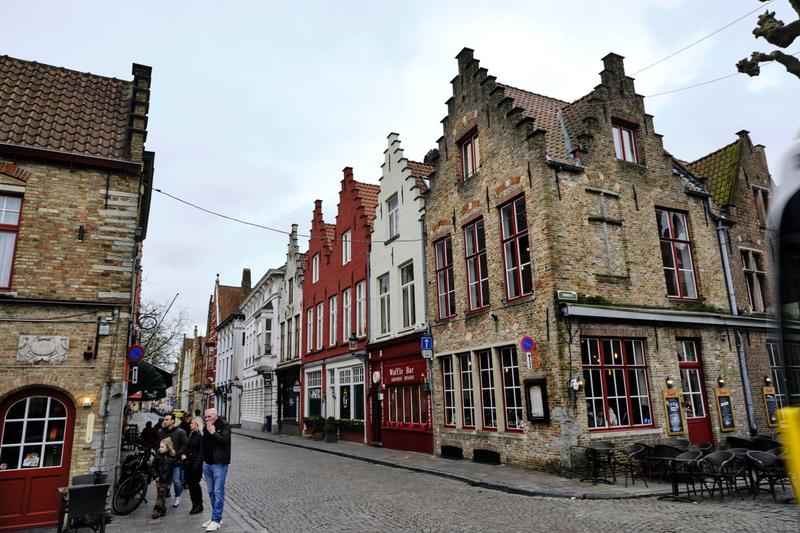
[138,299,188,372]
[738,0,800,79]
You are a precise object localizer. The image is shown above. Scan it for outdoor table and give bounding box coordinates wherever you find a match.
[580,444,616,485]
[655,456,698,503]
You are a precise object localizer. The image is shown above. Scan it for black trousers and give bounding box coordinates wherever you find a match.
[185,467,203,508]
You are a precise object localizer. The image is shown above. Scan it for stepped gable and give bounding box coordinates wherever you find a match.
[0,55,138,161]
[687,139,741,207]
[498,84,571,163]
[407,160,434,193]
[218,284,243,322]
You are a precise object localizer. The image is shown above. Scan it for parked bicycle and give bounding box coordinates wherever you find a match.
[112,441,154,515]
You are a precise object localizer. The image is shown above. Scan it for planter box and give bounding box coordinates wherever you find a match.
[339,427,364,443]
[312,432,325,441]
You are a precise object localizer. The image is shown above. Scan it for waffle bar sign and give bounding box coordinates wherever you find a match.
[386,360,427,384]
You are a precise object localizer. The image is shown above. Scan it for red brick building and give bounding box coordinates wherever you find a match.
[301,168,378,442]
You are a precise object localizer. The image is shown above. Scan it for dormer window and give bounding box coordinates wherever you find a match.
[612,123,638,163]
[460,130,480,180]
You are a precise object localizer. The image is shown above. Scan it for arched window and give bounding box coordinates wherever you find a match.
[1,396,68,470]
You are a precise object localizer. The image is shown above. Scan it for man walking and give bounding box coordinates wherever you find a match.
[202,408,231,532]
[157,412,188,507]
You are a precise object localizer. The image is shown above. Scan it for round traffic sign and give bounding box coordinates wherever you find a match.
[127,344,144,362]
[520,336,535,352]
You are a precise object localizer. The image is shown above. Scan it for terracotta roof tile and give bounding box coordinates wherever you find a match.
[498,84,570,162]
[217,284,243,323]
[0,55,133,160]
[407,160,434,178]
[354,181,380,224]
[687,140,741,207]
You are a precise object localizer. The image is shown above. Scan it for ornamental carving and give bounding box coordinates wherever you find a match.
[17,335,69,364]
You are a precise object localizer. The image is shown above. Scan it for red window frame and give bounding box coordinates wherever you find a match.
[499,196,533,301]
[441,356,456,427]
[612,123,639,163]
[434,236,456,319]
[478,350,497,430]
[676,339,708,421]
[459,130,479,180]
[581,338,654,432]
[500,347,524,432]
[0,194,22,291]
[656,209,698,300]
[464,218,489,311]
[458,353,476,428]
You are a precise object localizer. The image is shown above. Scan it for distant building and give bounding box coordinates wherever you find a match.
[0,55,154,529]
[213,270,248,425]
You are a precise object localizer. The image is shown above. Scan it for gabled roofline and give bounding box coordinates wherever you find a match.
[0,143,142,173]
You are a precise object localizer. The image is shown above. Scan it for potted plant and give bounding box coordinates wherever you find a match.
[303,416,318,436]
[324,416,338,443]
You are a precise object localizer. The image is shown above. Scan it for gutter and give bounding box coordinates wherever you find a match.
[0,142,141,173]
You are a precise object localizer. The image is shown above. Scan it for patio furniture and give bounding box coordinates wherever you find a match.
[56,483,110,533]
[580,442,616,485]
[749,438,780,452]
[651,444,684,481]
[698,450,736,500]
[612,444,648,488]
[725,436,752,449]
[656,450,703,503]
[672,450,705,499]
[687,442,712,452]
[747,450,782,500]
[727,448,753,494]
[668,437,690,449]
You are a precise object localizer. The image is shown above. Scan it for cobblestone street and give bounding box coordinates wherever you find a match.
[227,434,798,533]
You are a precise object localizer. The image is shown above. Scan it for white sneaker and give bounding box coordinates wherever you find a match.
[201,519,212,528]
[206,522,221,532]
[173,496,182,508]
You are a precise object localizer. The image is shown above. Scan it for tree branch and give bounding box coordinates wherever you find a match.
[738,50,800,77]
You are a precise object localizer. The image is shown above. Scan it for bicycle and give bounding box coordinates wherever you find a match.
[112,441,154,515]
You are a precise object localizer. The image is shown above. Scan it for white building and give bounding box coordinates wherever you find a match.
[214,269,249,425]
[240,267,284,431]
[276,225,305,434]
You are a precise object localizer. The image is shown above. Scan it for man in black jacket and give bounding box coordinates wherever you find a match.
[201,408,231,531]
[157,413,188,507]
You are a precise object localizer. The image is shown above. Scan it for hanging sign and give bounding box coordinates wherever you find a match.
[763,387,779,428]
[293,380,301,393]
[386,360,427,384]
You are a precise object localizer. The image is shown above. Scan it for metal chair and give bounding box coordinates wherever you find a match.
[747,450,781,500]
[749,438,780,452]
[725,436,752,449]
[687,442,712,452]
[698,450,736,500]
[612,444,648,488]
[668,437,690,449]
[671,450,704,497]
[57,483,110,533]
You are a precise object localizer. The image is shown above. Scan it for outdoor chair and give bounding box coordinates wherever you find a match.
[698,450,736,500]
[668,437,690,449]
[56,483,110,533]
[687,442,712,452]
[612,444,648,488]
[726,448,753,493]
[670,450,704,497]
[725,436,752,449]
[580,442,616,484]
[749,438,780,452]
[651,444,683,480]
[747,450,782,500]
[633,443,658,479]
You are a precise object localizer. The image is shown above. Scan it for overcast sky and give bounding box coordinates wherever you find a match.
[3,0,798,335]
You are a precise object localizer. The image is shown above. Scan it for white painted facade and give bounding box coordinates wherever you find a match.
[276,225,305,424]
[369,133,428,344]
[215,315,244,424]
[180,342,192,411]
[240,267,284,431]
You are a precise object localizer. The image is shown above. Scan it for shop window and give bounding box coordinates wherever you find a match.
[0,194,21,289]
[656,209,698,299]
[339,368,351,419]
[0,396,67,470]
[742,250,767,312]
[387,384,427,427]
[464,218,489,310]
[442,356,456,426]
[434,236,456,319]
[306,370,322,418]
[479,350,497,429]
[459,353,475,428]
[612,123,639,163]
[581,338,653,430]
[501,347,523,430]
[500,197,533,300]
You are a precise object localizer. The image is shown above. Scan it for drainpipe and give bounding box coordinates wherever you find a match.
[712,198,757,435]
[419,209,436,452]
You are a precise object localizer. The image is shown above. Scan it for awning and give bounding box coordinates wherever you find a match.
[127,361,173,400]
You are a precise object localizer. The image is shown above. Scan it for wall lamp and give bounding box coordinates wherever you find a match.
[717,375,726,388]
[82,396,94,409]
[665,376,675,389]
[765,375,773,386]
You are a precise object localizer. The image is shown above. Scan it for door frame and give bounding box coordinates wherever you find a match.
[676,339,713,444]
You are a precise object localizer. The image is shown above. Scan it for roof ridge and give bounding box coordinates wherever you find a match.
[688,139,740,167]
[0,54,131,85]
[498,82,569,106]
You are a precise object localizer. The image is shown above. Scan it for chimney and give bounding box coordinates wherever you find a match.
[193,325,198,339]
[241,268,252,298]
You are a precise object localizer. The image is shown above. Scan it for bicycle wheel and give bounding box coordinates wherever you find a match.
[112,475,148,515]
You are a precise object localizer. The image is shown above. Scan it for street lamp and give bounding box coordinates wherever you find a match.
[348,334,367,363]
[232,376,243,428]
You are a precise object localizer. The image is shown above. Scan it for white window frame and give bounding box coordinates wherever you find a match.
[479,350,497,429]
[356,281,366,337]
[442,356,456,426]
[400,262,415,328]
[312,253,320,283]
[501,347,523,430]
[329,295,337,346]
[342,288,352,341]
[306,308,314,352]
[742,249,767,312]
[342,230,352,264]
[459,353,475,428]
[612,123,638,163]
[387,195,399,239]
[378,273,391,334]
[316,302,324,350]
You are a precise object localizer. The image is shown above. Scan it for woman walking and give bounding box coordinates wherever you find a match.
[152,437,176,519]
[186,416,205,514]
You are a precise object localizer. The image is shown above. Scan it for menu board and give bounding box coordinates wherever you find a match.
[763,387,779,427]
[663,390,686,436]
[715,388,736,432]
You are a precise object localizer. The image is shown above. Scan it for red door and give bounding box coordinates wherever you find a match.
[677,340,713,444]
[0,388,75,531]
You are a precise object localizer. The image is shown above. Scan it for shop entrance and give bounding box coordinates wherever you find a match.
[677,340,713,444]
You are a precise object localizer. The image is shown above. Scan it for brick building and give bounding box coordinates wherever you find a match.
[366,134,434,453]
[301,168,378,442]
[0,56,154,529]
[424,49,773,473]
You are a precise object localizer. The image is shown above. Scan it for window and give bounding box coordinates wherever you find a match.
[656,209,697,299]
[464,219,489,310]
[280,322,286,362]
[329,296,337,346]
[294,314,300,358]
[339,368,351,419]
[460,130,480,179]
[353,365,365,420]
[306,370,322,417]
[0,195,21,289]
[459,354,475,428]
[342,288,351,341]
[581,338,652,430]
[306,308,313,352]
[387,195,399,239]
[780,342,800,406]
[316,302,323,349]
[288,277,294,304]
[1,395,68,471]
[677,340,706,420]
[378,273,391,334]
[434,236,456,319]
[479,350,497,429]
[612,123,638,163]
[356,281,366,337]
[264,318,272,354]
[342,230,351,264]
[387,384,427,426]
[400,263,415,328]
[501,347,523,430]
[312,253,319,283]
[753,187,770,226]
[286,317,293,359]
[768,343,786,409]
[742,250,767,312]
[441,356,456,426]
[500,197,533,299]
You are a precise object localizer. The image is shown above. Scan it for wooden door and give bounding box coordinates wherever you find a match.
[677,340,713,444]
[0,388,75,531]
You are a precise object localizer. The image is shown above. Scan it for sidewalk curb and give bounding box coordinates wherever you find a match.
[225,493,266,533]
[233,429,672,501]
